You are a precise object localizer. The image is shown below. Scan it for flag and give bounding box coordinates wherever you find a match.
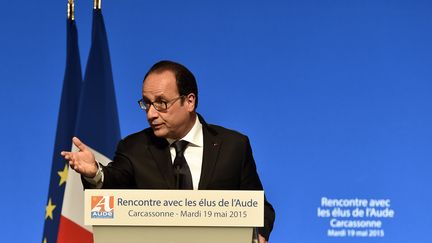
[44,6,121,243]
[42,17,83,243]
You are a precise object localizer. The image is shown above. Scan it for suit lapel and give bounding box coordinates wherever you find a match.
[198,121,222,189]
[147,136,176,189]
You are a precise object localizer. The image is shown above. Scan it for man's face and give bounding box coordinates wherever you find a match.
[142,70,195,139]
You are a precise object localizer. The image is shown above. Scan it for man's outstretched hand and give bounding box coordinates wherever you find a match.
[61,137,98,178]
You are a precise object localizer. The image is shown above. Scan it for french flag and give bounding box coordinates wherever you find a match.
[43,6,120,243]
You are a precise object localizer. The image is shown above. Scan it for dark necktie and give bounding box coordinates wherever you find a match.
[172,140,193,189]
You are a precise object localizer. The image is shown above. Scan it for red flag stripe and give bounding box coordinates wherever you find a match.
[57,216,93,243]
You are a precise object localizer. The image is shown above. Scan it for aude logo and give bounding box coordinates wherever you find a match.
[91,196,114,218]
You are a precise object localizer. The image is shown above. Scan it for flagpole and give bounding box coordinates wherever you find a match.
[94,0,101,10]
[67,0,75,20]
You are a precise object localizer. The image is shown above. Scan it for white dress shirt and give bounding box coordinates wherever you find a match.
[166,115,203,190]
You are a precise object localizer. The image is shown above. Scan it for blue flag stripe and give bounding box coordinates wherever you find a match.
[75,9,121,158]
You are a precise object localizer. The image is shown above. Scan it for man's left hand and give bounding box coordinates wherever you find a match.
[258,234,268,243]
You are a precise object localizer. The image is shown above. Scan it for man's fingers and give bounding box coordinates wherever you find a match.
[60,151,70,156]
[72,137,88,152]
[61,151,72,160]
[72,163,78,171]
[61,138,97,177]
[68,159,79,171]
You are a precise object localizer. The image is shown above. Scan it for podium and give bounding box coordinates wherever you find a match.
[84,190,264,243]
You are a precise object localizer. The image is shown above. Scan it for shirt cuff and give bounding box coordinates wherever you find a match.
[83,161,104,189]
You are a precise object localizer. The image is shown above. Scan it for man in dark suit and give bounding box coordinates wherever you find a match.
[62,60,275,242]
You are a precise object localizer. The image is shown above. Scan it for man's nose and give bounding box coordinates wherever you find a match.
[146,105,159,121]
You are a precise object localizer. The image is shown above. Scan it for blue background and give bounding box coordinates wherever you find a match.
[1,0,431,242]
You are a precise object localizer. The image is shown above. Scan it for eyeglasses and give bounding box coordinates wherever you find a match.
[138,96,184,112]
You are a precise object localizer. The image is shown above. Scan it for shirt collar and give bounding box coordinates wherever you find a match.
[166,115,203,147]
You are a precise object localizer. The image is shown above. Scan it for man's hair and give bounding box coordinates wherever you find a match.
[143,60,198,109]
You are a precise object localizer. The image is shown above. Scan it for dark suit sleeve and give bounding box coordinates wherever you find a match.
[101,139,136,188]
[81,139,136,189]
[241,136,275,241]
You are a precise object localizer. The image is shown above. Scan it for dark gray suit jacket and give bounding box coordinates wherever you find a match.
[87,115,275,239]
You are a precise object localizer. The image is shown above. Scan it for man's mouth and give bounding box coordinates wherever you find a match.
[152,123,163,129]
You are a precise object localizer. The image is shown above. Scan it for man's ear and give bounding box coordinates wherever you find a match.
[185,93,196,111]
